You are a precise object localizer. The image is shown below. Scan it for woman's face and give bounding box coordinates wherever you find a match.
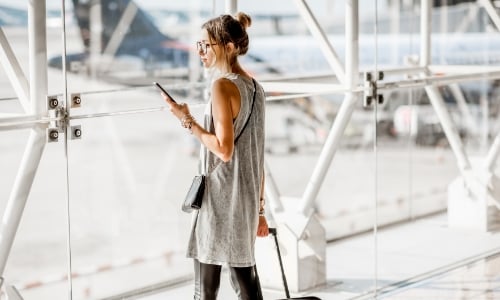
[198,29,218,69]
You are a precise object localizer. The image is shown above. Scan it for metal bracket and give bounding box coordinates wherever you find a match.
[71,93,81,108]
[363,71,384,107]
[71,125,82,140]
[70,93,82,140]
[46,127,59,143]
[47,95,59,110]
[46,94,83,143]
[46,95,64,143]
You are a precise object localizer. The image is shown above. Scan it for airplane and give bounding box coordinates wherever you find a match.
[45,0,500,80]
[46,0,288,85]
[42,0,500,149]
[46,0,191,84]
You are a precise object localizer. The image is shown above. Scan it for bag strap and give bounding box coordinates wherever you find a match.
[234,78,257,144]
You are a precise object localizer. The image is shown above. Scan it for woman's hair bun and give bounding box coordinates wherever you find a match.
[235,12,252,30]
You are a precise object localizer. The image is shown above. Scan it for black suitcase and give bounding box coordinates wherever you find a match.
[269,228,322,300]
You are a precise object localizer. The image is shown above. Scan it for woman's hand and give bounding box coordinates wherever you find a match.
[161,92,190,120]
[257,216,269,237]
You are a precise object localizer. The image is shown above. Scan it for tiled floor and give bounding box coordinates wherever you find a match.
[136,213,500,300]
[379,253,500,299]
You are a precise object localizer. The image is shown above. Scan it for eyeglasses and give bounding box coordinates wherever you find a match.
[196,41,216,54]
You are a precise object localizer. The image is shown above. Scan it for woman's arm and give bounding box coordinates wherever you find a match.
[164,78,239,162]
[194,78,238,162]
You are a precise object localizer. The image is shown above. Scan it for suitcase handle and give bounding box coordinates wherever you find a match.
[269,227,290,298]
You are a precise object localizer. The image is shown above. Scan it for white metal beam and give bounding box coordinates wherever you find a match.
[485,132,500,172]
[225,0,237,14]
[420,0,431,69]
[449,83,478,136]
[479,0,500,31]
[0,113,49,131]
[424,83,472,173]
[29,1,48,114]
[420,0,472,173]
[0,127,47,276]
[90,0,102,78]
[298,0,358,215]
[264,161,284,213]
[261,82,345,93]
[293,0,346,85]
[454,4,479,33]
[0,28,30,112]
[0,0,48,275]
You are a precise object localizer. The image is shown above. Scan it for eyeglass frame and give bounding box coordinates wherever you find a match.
[196,41,217,54]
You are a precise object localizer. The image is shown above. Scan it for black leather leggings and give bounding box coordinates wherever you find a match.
[193,259,263,300]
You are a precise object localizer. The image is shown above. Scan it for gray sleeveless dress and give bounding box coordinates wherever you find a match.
[186,73,265,267]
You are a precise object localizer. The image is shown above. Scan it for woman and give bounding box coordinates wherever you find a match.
[162,12,269,300]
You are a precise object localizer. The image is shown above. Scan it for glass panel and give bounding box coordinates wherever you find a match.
[66,88,202,298]
[374,1,500,298]
[1,129,70,299]
[265,95,378,239]
[60,1,207,294]
[263,0,379,297]
[0,0,70,298]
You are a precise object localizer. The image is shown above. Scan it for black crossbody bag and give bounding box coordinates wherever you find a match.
[182,79,257,213]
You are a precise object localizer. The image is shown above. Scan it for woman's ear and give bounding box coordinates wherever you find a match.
[226,42,236,54]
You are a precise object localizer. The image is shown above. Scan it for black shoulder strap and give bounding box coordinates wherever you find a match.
[234,78,257,144]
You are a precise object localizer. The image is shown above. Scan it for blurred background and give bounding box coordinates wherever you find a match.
[1,0,500,299]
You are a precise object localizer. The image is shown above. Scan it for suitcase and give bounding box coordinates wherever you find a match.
[269,227,322,300]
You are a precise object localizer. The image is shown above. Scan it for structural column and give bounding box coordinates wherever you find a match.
[299,0,358,216]
[225,0,237,15]
[420,0,471,174]
[0,0,48,276]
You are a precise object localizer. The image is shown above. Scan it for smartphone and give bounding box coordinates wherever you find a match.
[153,82,177,103]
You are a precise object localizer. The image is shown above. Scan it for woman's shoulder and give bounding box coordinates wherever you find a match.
[215,72,254,89]
[213,76,238,88]
[212,77,239,97]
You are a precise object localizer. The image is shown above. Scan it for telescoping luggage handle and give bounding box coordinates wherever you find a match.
[269,227,290,298]
[268,228,322,300]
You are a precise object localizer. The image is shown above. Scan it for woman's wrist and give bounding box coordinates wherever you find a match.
[259,197,265,216]
[180,113,195,134]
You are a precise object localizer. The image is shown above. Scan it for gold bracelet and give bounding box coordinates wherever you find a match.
[181,114,194,133]
[259,197,265,216]
[180,114,192,127]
